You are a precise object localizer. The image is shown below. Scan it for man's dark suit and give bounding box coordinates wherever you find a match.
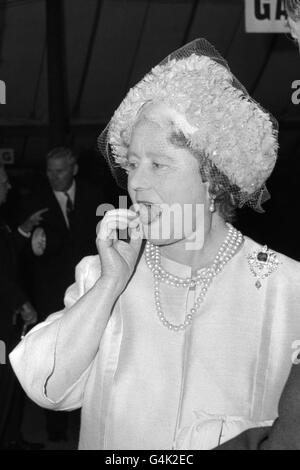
[23,178,103,320]
[216,362,300,450]
[0,216,27,447]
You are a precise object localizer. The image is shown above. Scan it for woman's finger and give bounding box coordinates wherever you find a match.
[129,222,143,251]
[102,208,138,218]
[98,213,139,241]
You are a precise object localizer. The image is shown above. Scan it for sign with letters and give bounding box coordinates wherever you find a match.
[245,0,289,33]
[0,148,15,165]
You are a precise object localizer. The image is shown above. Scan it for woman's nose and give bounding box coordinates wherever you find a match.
[128,165,151,191]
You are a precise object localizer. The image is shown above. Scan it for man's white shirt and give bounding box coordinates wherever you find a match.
[53,180,76,228]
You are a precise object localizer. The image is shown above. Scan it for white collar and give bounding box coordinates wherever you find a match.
[53,180,76,202]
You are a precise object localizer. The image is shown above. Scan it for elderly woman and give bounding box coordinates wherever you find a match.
[10,39,300,450]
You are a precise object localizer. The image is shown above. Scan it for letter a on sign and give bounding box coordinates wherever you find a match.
[245,0,289,33]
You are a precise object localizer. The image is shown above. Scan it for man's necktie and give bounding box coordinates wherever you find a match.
[64,191,74,227]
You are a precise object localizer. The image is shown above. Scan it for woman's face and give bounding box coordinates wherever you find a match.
[127,119,209,245]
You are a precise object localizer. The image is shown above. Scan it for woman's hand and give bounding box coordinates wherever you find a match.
[96,209,143,294]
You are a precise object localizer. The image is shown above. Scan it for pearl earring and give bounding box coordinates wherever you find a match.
[209,195,216,213]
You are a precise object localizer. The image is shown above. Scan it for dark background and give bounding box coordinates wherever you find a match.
[0,0,300,259]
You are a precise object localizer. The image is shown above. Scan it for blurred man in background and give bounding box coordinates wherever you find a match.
[19,147,104,442]
[21,147,103,321]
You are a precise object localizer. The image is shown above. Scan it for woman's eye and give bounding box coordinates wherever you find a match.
[125,161,138,172]
[152,162,166,169]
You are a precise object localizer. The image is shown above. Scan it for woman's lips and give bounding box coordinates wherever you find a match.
[137,203,162,225]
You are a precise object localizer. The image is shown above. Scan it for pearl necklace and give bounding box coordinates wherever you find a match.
[145,224,244,332]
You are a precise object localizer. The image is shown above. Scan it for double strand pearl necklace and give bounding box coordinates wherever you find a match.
[145,224,244,332]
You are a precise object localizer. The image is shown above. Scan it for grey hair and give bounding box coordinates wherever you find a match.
[46,147,77,163]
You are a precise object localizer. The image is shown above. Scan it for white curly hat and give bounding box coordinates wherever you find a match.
[98,38,278,211]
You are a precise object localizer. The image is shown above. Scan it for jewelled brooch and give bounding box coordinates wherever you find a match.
[247,245,280,289]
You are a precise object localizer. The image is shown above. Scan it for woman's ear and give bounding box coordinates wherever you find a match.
[207,182,217,213]
[199,180,210,206]
[204,181,212,197]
